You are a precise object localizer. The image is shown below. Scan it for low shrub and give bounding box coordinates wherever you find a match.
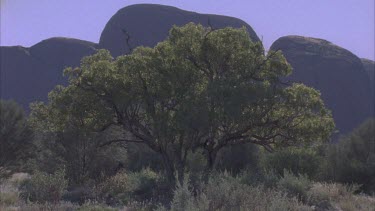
[277,170,312,202]
[96,168,160,206]
[260,147,322,179]
[307,182,375,211]
[20,168,68,203]
[321,118,375,194]
[162,172,311,211]
[0,191,19,206]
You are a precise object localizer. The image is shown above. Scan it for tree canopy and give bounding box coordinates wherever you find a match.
[0,100,33,176]
[30,23,335,181]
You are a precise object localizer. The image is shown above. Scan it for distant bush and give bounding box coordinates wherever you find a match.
[20,168,68,203]
[260,147,322,179]
[96,168,160,206]
[215,143,259,174]
[0,100,33,177]
[306,182,374,211]
[163,172,310,211]
[277,170,312,202]
[322,118,375,194]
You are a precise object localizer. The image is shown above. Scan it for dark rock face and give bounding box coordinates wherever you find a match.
[270,36,373,135]
[362,58,374,85]
[1,38,97,108]
[361,58,375,117]
[1,4,260,110]
[99,4,261,57]
[1,4,373,136]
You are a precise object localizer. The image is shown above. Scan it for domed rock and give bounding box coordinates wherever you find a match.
[30,37,97,69]
[270,36,372,135]
[99,4,261,57]
[361,58,374,85]
[361,58,374,116]
[1,38,98,109]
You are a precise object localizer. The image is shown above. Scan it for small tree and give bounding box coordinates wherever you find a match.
[31,23,334,182]
[323,118,375,193]
[0,100,33,176]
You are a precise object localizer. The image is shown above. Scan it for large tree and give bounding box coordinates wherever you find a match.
[31,23,334,181]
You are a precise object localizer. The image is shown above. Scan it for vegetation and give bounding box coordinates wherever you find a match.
[0,23,373,210]
[30,23,334,183]
[0,100,33,177]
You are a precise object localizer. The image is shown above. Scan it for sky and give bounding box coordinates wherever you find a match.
[1,0,374,60]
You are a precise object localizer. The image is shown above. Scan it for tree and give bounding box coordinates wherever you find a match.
[31,23,334,182]
[0,100,33,176]
[323,118,375,194]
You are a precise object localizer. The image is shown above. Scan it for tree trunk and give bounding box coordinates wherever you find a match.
[161,152,176,183]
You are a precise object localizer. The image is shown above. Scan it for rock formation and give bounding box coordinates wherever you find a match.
[1,38,97,108]
[1,4,373,135]
[361,58,375,117]
[270,36,373,135]
[99,4,260,57]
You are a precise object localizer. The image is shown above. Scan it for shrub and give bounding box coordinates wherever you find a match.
[0,192,19,206]
[277,170,312,202]
[215,143,259,174]
[20,168,68,203]
[322,118,375,194]
[169,177,203,211]
[96,168,160,205]
[77,201,117,211]
[307,182,375,211]
[163,172,311,211]
[260,147,322,179]
[0,100,33,177]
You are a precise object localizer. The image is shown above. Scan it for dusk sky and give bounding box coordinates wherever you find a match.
[1,0,374,60]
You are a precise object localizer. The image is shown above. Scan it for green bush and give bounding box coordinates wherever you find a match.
[277,170,312,202]
[260,147,322,179]
[20,168,68,203]
[322,118,375,194]
[96,168,160,205]
[215,143,259,174]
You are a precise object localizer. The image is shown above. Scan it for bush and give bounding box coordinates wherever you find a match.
[306,182,375,211]
[163,172,311,211]
[20,168,68,203]
[215,143,259,174]
[0,192,19,206]
[260,147,322,179]
[277,170,312,202]
[322,118,375,194]
[29,125,129,186]
[96,168,160,205]
[0,100,33,177]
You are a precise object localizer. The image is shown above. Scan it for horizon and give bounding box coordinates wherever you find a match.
[0,0,374,60]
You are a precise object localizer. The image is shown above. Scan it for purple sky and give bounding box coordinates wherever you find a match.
[1,0,374,60]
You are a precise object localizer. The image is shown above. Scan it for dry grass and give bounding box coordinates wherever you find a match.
[308,182,375,211]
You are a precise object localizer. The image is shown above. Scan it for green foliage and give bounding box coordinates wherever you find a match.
[76,202,117,211]
[125,143,163,172]
[277,170,312,202]
[215,143,259,174]
[260,147,323,179]
[29,114,128,185]
[322,118,375,194]
[0,100,33,176]
[20,168,68,203]
[96,168,160,205]
[31,23,334,183]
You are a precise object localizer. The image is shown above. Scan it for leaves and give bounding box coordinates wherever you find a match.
[30,23,335,177]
